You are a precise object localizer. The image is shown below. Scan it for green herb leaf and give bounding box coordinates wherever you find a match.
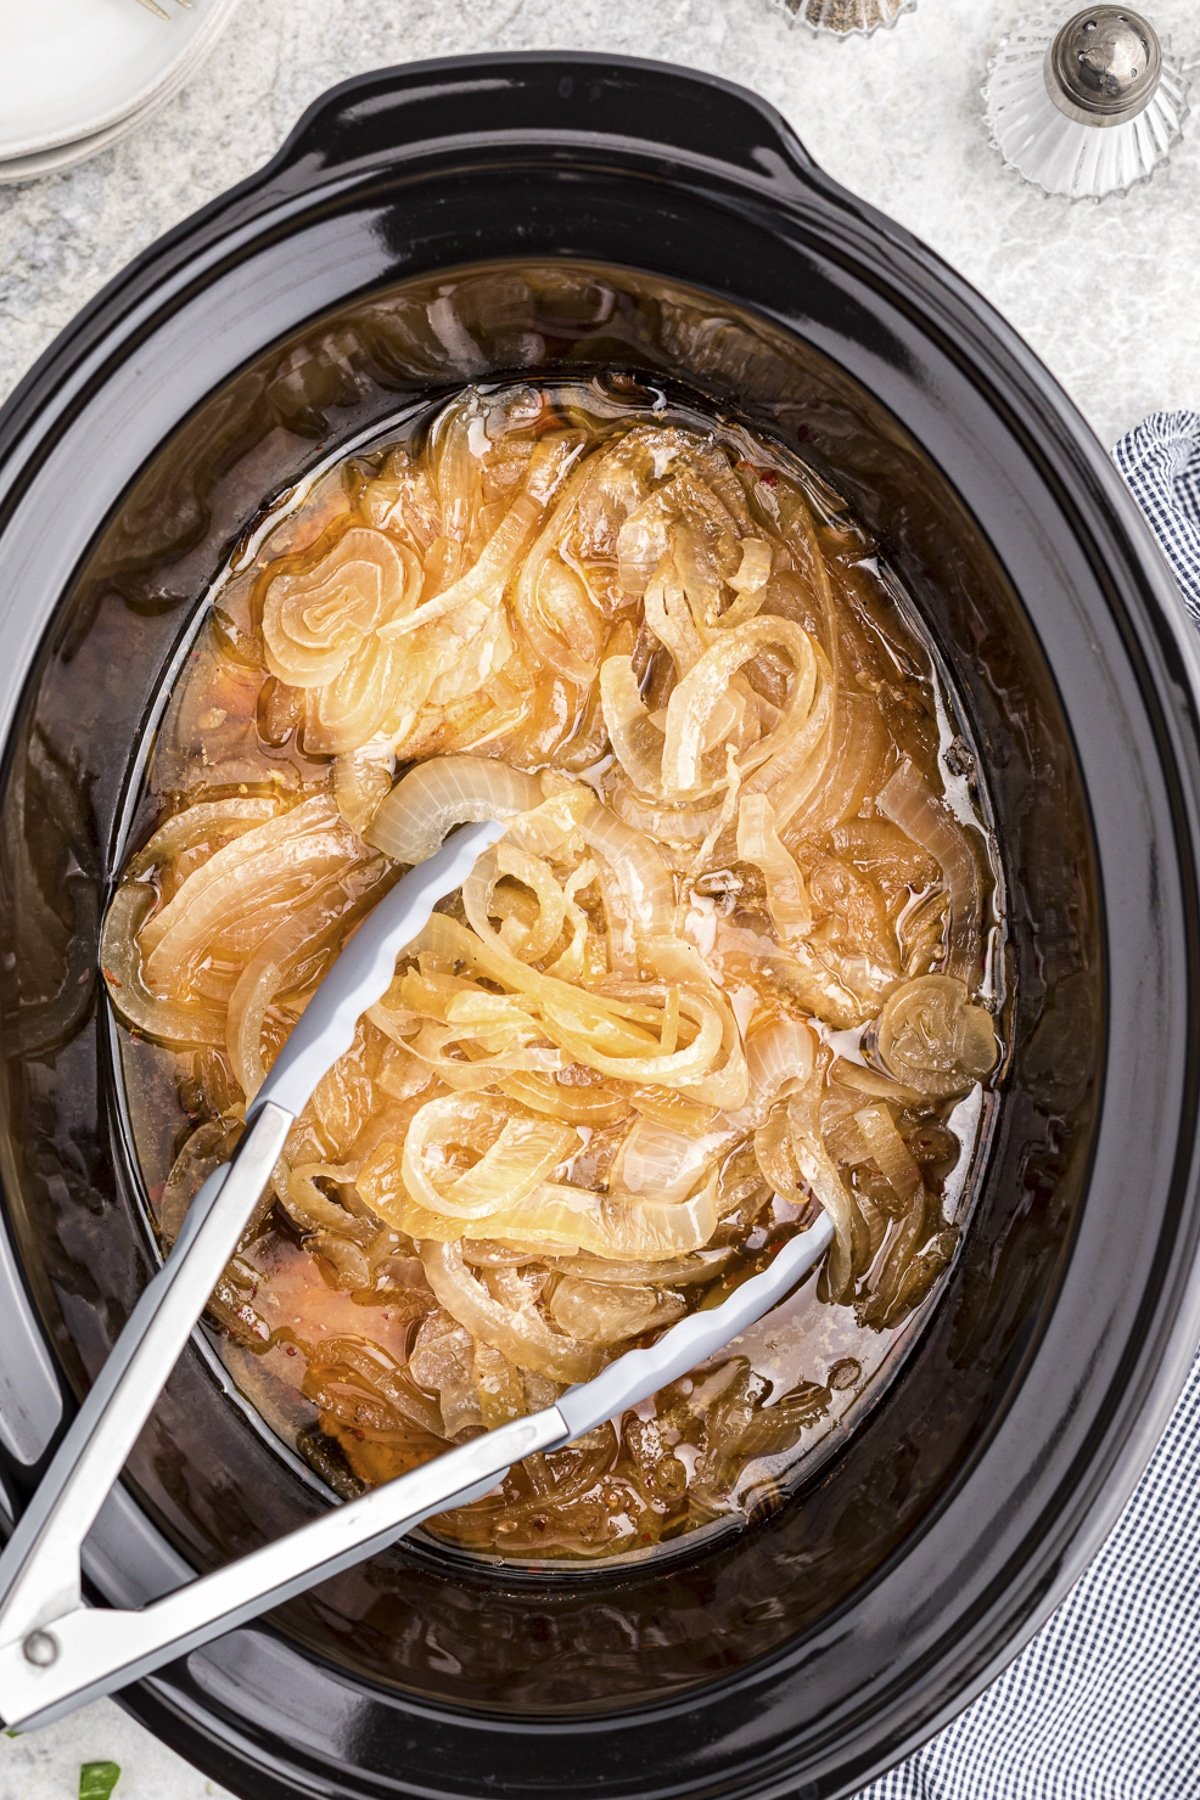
[79,1762,121,1800]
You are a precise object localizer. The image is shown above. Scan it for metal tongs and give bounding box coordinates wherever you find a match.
[0,821,833,1731]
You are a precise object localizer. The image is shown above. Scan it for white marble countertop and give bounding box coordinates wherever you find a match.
[1,0,1198,1794]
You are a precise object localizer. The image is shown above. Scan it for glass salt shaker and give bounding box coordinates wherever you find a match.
[984,5,1189,200]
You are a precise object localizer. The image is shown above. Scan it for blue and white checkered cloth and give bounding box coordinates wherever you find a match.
[857,412,1200,1800]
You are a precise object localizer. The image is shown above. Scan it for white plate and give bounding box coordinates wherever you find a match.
[0,91,168,185]
[0,0,231,161]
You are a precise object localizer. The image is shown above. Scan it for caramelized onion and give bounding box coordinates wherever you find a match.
[548,1277,686,1345]
[262,527,407,688]
[333,748,394,833]
[600,653,664,793]
[100,882,225,1047]
[736,793,812,941]
[662,616,817,797]
[104,382,1001,1559]
[401,1093,579,1222]
[735,1014,816,1129]
[581,807,676,969]
[419,1240,598,1382]
[853,1104,923,1201]
[786,1092,857,1300]
[873,974,997,1099]
[225,858,389,1098]
[879,759,983,983]
[367,756,541,864]
[613,1115,739,1204]
[141,794,357,992]
[136,796,285,867]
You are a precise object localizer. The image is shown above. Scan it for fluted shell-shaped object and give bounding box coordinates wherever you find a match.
[984,7,1188,200]
[771,0,915,37]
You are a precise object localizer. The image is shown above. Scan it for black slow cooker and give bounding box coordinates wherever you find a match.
[1,53,1199,1800]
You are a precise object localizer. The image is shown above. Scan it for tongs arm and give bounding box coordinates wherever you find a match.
[0,1208,832,1729]
[0,813,835,1735]
[0,1400,569,1730]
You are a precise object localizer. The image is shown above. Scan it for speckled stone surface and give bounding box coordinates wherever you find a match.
[0,0,1197,1795]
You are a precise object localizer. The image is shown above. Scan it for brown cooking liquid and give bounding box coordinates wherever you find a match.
[111,377,1003,1566]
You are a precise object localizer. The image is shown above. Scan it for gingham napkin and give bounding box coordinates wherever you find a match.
[858,413,1200,1800]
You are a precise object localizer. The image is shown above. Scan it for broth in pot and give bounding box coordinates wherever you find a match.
[102,378,1003,1563]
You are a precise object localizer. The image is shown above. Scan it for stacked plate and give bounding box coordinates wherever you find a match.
[0,0,240,185]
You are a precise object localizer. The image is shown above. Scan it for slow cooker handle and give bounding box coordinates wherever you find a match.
[268,54,820,192]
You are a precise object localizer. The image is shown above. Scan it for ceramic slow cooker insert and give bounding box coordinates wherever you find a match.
[1,54,1199,1800]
